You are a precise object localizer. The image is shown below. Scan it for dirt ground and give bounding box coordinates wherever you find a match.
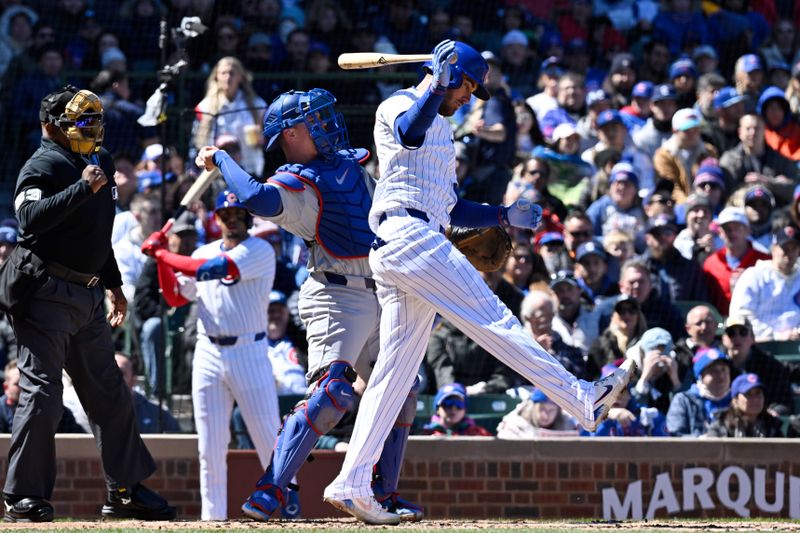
[2,519,800,531]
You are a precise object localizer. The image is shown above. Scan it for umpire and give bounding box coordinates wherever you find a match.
[0,86,175,522]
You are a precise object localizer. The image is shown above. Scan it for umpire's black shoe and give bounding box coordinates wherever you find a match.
[101,484,176,520]
[3,497,54,522]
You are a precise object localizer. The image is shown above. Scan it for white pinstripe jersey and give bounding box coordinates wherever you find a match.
[189,236,276,338]
[266,185,372,277]
[369,87,459,233]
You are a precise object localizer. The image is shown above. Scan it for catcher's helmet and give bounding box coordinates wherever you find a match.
[422,41,490,100]
[215,189,253,226]
[262,88,348,157]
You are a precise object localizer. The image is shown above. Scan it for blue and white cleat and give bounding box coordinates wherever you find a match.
[586,358,636,432]
[378,493,424,522]
[324,495,401,525]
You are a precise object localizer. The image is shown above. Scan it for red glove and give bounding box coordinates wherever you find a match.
[141,230,168,257]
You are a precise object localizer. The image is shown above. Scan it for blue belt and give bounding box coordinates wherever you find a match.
[317,271,376,290]
[373,208,444,250]
[207,331,267,346]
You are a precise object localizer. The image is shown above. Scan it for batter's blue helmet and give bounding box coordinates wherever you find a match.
[423,41,490,100]
[215,189,252,227]
[262,88,349,157]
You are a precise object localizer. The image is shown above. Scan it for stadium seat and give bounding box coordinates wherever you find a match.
[756,340,800,363]
[673,300,725,335]
[466,394,521,415]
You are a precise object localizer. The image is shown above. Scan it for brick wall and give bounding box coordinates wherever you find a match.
[1,436,798,520]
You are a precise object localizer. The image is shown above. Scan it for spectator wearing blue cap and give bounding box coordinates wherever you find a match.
[741,185,776,251]
[422,383,492,437]
[586,162,646,238]
[734,54,766,114]
[701,86,745,154]
[575,88,611,152]
[666,347,732,436]
[674,193,723,264]
[525,57,563,122]
[692,45,719,76]
[651,0,709,57]
[729,223,800,342]
[654,108,719,204]
[668,58,698,109]
[633,83,678,158]
[705,372,784,437]
[620,81,653,126]
[641,213,708,303]
[574,240,618,302]
[757,86,800,161]
[0,225,17,266]
[497,388,578,439]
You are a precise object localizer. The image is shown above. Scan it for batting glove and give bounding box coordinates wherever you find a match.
[141,230,168,257]
[431,39,456,94]
[501,199,542,230]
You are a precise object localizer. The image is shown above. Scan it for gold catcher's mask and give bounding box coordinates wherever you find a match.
[58,89,105,156]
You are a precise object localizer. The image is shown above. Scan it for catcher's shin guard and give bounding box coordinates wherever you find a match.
[259,361,356,492]
[373,377,423,520]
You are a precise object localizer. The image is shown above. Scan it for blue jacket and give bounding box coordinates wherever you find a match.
[666,385,730,437]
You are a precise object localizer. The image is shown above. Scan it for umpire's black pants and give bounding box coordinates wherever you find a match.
[3,275,156,500]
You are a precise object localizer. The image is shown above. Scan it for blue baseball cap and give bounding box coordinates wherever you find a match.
[435,383,467,408]
[586,89,610,108]
[694,163,725,188]
[639,327,674,354]
[539,232,565,246]
[632,81,654,99]
[713,87,745,110]
[269,290,288,306]
[669,58,697,80]
[0,226,17,244]
[597,109,624,128]
[651,84,677,102]
[692,348,730,378]
[646,214,678,235]
[609,161,639,186]
[531,389,549,403]
[739,54,763,73]
[575,240,607,263]
[549,269,579,289]
[731,372,766,397]
[541,56,564,74]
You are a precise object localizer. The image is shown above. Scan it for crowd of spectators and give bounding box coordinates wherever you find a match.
[0,0,800,443]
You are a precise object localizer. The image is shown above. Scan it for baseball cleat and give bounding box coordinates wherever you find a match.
[324,495,401,525]
[586,359,636,432]
[3,497,54,522]
[241,487,283,522]
[378,493,424,522]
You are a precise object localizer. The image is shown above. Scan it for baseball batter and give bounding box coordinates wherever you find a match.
[142,191,280,520]
[322,40,636,524]
[194,88,422,522]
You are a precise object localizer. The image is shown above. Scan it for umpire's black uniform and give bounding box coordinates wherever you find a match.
[3,133,156,501]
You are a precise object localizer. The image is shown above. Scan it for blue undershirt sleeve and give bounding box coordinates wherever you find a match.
[394,90,444,149]
[213,150,282,216]
[449,197,505,228]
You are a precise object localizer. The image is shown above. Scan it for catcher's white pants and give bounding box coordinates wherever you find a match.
[193,336,280,520]
[326,215,595,499]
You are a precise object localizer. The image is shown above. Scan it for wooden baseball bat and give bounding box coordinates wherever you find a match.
[160,167,220,234]
[338,52,457,70]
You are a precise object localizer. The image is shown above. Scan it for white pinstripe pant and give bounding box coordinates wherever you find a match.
[326,215,596,499]
[193,336,280,520]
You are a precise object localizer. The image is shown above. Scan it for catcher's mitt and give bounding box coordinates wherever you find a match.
[447,225,512,272]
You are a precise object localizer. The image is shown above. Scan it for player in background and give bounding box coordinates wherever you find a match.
[322,40,636,524]
[141,191,279,520]
[194,88,423,522]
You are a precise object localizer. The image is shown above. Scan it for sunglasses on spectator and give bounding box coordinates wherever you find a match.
[651,197,674,206]
[440,398,465,410]
[725,326,750,337]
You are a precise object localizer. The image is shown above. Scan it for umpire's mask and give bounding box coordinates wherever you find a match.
[57,89,105,156]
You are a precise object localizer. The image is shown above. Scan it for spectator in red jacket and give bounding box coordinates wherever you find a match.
[702,207,770,315]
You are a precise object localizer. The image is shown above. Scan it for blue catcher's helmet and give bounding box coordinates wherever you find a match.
[215,189,252,226]
[262,88,349,157]
[422,41,490,100]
